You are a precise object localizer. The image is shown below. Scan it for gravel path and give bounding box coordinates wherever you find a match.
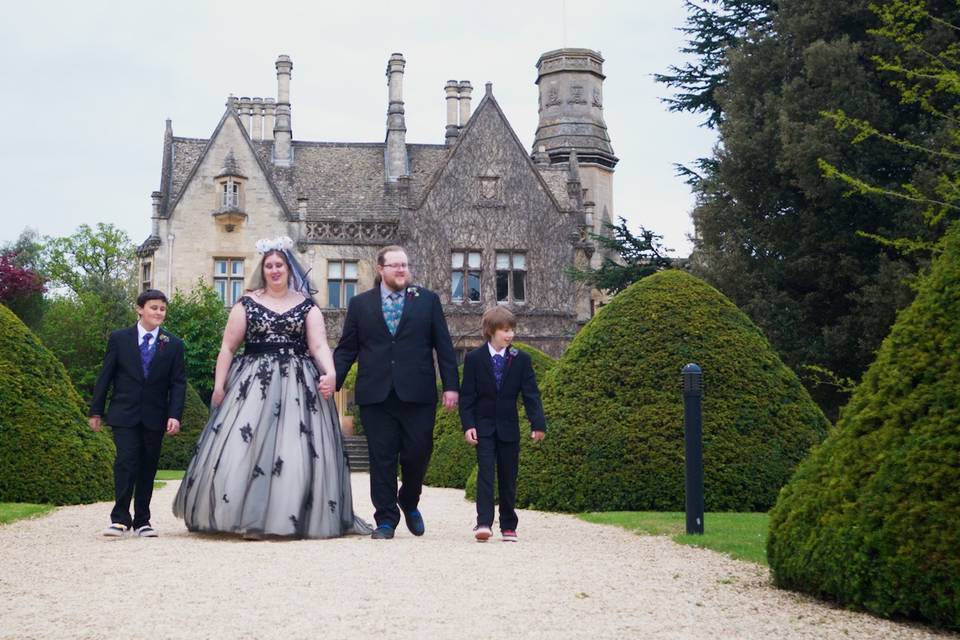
[0,475,953,640]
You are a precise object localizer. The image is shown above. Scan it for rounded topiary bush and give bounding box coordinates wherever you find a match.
[156,382,208,470]
[767,223,960,630]
[0,304,115,504]
[517,269,829,512]
[427,342,555,490]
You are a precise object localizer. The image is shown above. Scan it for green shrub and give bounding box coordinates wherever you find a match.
[164,280,228,401]
[156,382,208,470]
[517,269,829,513]
[341,363,363,436]
[0,304,114,504]
[38,291,134,402]
[767,223,960,630]
[426,342,555,489]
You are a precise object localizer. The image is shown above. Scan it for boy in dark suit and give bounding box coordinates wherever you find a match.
[460,307,545,542]
[89,289,187,537]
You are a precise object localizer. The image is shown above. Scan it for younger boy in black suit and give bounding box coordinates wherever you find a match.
[89,289,187,538]
[460,307,545,542]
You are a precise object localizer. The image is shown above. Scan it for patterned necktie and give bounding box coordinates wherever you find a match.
[140,333,155,378]
[383,291,403,335]
[492,354,506,389]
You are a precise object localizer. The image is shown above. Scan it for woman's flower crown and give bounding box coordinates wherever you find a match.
[255,236,294,254]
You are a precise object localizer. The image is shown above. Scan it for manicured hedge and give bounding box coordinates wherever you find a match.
[156,382,208,470]
[427,342,555,490]
[767,224,960,630]
[0,304,115,504]
[516,269,829,512]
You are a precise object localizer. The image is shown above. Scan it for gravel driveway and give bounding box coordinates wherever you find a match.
[0,475,953,639]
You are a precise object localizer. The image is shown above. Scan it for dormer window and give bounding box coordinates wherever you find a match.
[220,179,242,210]
[212,150,248,232]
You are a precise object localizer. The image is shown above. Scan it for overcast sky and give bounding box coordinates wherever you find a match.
[0,0,715,257]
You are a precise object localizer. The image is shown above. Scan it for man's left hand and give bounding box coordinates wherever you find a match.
[166,418,181,435]
[442,391,459,411]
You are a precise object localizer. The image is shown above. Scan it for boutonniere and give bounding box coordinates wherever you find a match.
[157,333,170,350]
[405,286,420,299]
[508,346,519,358]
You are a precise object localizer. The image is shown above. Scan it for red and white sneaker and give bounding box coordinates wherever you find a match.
[473,525,492,542]
[501,529,518,542]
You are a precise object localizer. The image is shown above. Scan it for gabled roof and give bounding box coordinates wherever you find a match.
[412,87,572,213]
[164,108,294,220]
[161,112,449,221]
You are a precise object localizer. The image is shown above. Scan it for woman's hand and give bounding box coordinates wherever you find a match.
[318,374,335,400]
[211,387,226,407]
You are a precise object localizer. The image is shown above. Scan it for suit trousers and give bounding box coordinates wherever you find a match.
[475,434,520,530]
[359,390,436,528]
[110,424,164,528]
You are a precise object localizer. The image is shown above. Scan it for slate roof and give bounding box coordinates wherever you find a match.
[162,131,448,222]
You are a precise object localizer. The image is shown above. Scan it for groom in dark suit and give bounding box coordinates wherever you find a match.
[332,245,459,539]
[89,289,187,537]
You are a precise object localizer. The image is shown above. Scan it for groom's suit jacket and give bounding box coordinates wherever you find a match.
[334,286,459,405]
[89,325,187,430]
[459,345,546,442]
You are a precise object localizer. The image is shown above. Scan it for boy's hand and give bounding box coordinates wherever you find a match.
[166,418,181,435]
[464,428,478,446]
[88,416,102,432]
[442,391,459,411]
[531,430,545,442]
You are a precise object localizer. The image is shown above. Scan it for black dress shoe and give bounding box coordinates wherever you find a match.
[371,524,395,539]
[403,509,425,536]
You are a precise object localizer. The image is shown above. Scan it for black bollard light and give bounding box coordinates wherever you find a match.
[682,363,704,535]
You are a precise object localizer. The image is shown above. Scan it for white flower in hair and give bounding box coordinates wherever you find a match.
[255,236,294,253]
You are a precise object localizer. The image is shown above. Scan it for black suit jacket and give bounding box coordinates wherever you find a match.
[334,286,459,405]
[89,325,187,430]
[459,345,546,442]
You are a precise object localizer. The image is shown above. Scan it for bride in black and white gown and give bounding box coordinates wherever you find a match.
[173,238,370,539]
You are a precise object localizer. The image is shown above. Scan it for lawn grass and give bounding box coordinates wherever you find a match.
[579,511,769,565]
[154,469,185,490]
[0,503,57,525]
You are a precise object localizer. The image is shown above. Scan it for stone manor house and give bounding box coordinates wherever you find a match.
[137,48,619,360]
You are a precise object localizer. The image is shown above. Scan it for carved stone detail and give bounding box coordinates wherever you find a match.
[568,86,587,105]
[303,219,399,244]
[545,87,561,107]
[476,175,504,208]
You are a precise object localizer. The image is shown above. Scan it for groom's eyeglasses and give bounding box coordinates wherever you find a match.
[383,263,409,270]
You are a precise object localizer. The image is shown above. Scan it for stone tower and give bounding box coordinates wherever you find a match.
[532,48,617,272]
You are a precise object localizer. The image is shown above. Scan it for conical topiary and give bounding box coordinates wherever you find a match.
[424,341,554,490]
[0,304,114,504]
[767,223,960,630]
[516,269,829,512]
[156,382,208,470]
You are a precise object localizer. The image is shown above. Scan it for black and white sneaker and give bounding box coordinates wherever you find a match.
[135,525,158,538]
[102,523,129,537]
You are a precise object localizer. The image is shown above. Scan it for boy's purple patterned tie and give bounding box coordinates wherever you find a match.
[140,333,155,378]
[492,354,505,389]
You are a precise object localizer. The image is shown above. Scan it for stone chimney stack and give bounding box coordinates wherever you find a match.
[384,53,409,182]
[444,80,460,145]
[263,98,276,141]
[150,191,163,236]
[458,81,473,127]
[238,97,252,134]
[273,55,293,167]
[251,97,263,140]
